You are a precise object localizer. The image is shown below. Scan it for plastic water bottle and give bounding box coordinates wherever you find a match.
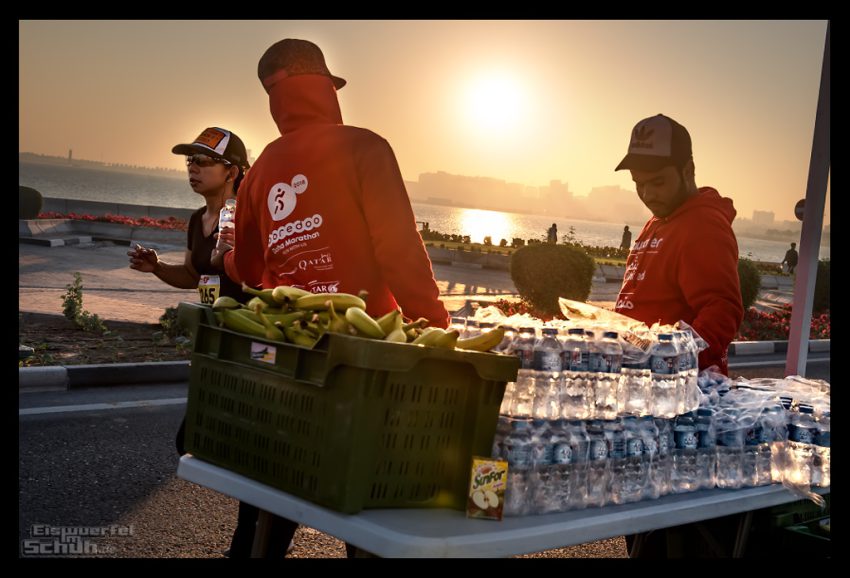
[566,420,590,510]
[743,408,773,487]
[585,421,610,507]
[618,416,647,503]
[464,319,481,339]
[531,328,563,421]
[216,198,236,250]
[812,410,830,487]
[676,331,700,413]
[560,329,591,420]
[448,316,466,336]
[770,396,793,483]
[594,332,622,421]
[671,412,699,493]
[785,403,817,487]
[508,327,537,418]
[585,331,601,419]
[654,418,674,496]
[494,325,516,354]
[548,419,571,513]
[491,415,511,459]
[529,419,554,514]
[715,408,744,489]
[503,419,533,516]
[639,416,661,500]
[619,360,652,417]
[649,334,680,418]
[694,407,717,490]
[603,419,626,505]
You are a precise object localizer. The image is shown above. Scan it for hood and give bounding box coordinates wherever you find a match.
[666,187,736,225]
[268,75,343,135]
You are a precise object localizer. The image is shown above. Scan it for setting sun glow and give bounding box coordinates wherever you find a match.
[463,72,526,137]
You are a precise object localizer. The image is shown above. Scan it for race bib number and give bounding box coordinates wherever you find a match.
[198,275,221,305]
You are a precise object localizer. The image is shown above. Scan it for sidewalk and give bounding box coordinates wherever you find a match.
[20,236,824,390]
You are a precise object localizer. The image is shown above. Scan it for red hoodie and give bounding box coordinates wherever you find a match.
[615,187,744,374]
[224,75,448,327]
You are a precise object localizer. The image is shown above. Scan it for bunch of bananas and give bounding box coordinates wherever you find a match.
[209,283,504,352]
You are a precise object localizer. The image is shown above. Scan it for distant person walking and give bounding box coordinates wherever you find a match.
[782,242,799,274]
[547,223,558,244]
[620,225,632,251]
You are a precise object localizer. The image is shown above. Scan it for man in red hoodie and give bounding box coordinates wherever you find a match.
[614,114,744,376]
[219,39,448,328]
[215,37,448,559]
[616,114,746,558]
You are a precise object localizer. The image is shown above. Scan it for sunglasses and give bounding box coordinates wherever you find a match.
[186,153,232,168]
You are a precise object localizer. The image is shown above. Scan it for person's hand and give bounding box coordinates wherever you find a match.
[210,229,234,269]
[128,244,159,273]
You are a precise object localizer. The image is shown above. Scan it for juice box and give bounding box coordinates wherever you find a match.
[466,457,508,520]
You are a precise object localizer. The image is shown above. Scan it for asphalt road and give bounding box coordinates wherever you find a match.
[18,358,829,559]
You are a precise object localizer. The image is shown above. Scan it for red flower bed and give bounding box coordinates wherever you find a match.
[38,211,188,231]
[736,304,829,341]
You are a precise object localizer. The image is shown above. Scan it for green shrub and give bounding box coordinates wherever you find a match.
[814,259,829,313]
[61,272,108,333]
[20,186,43,219]
[737,258,761,310]
[510,244,596,316]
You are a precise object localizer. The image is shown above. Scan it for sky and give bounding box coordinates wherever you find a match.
[19,20,829,225]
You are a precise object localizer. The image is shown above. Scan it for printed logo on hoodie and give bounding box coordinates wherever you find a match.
[268,174,309,221]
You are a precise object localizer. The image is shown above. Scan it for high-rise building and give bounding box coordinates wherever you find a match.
[752,210,775,227]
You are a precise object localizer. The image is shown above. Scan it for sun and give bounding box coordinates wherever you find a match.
[463,72,526,137]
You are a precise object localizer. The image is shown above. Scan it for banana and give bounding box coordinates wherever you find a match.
[211,296,241,311]
[412,327,446,346]
[385,327,408,343]
[237,309,305,327]
[402,318,429,332]
[282,324,317,347]
[433,329,460,349]
[213,311,224,327]
[455,327,506,352]
[241,282,278,306]
[326,301,350,334]
[246,296,271,312]
[376,309,402,335]
[294,293,366,312]
[220,308,267,338]
[271,285,311,304]
[254,306,286,341]
[345,307,386,339]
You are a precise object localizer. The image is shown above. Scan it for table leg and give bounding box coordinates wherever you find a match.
[732,510,754,558]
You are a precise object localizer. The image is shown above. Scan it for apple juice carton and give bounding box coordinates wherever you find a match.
[467,456,508,520]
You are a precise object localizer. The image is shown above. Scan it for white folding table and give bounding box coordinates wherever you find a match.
[177,455,827,558]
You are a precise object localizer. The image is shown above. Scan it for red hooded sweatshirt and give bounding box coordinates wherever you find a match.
[224,75,448,327]
[615,187,744,374]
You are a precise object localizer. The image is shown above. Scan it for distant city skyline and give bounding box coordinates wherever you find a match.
[21,151,824,241]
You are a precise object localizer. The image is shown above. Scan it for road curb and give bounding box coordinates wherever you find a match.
[19,366,69,390]
[19,361,189,390]
[729,339,829,356]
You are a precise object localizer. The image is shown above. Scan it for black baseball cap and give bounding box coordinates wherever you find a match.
[171,127,250,170]
[615,114,693,172]
[258,39,347,93]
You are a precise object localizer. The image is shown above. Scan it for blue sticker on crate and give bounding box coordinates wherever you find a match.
[250,341,277,364]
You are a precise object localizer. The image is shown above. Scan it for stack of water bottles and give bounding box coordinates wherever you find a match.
[461,310,831,517]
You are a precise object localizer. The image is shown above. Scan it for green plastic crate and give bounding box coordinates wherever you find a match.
[183,306,519,514]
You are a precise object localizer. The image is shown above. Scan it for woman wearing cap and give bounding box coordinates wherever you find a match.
[129,127,294,557]
[128,126,250,304]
